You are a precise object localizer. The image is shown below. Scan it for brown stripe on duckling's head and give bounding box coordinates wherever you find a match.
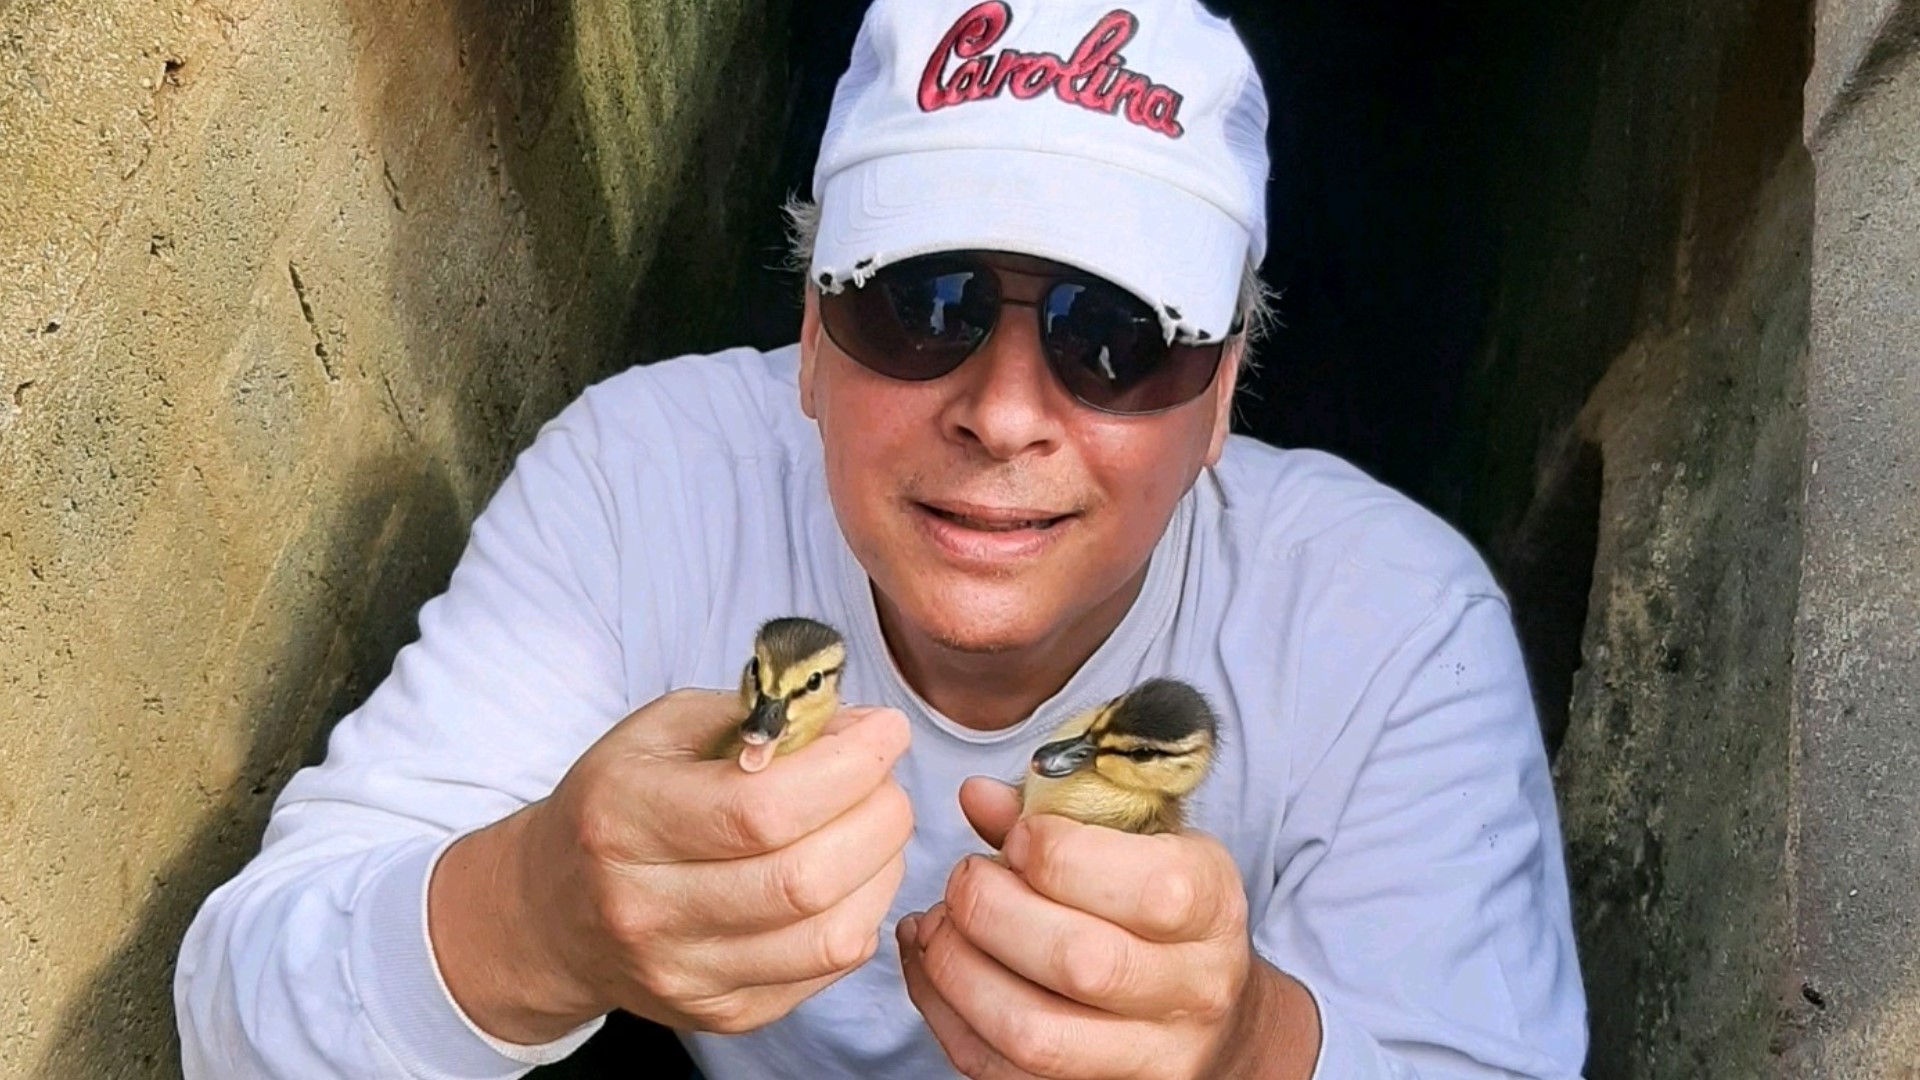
[1095,677,1217,745]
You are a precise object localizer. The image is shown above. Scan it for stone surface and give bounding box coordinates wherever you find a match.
[0,0,790,1075]
[1806,0,1918,139]
[1790,34,1920,1077]
[1454,0,1813,1074]
[1551,159,1809,1079]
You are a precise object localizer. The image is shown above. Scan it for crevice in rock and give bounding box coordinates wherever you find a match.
[1498,437,1606,762]
[286,262,337,382]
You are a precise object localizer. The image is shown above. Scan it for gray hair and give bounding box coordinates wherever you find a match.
[781,194,1277,347]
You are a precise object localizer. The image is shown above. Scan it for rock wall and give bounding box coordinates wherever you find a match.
[1789,0,1920,1072]
[0,1,792,1075]
[1454,0,1813,1074]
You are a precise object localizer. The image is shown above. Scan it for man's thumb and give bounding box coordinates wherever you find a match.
[959,775,1022,850]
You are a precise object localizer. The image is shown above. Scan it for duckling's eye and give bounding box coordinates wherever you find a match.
[806,671,823,693]
[1124,748,1163,762]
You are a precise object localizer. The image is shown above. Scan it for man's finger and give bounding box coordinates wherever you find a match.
[899,915,1039,1080]
[624,707,912,861]
[958,776,1023,851]
[691,850,906,988]
[823,704,898,737]
[612,691,902,763]
[1006,815,1243,943]
[610,688,743,758]
[942,855,1204,1019]
[650,777,913,932]
[914,905,1157,1080]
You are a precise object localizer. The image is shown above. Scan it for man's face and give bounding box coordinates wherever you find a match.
[799,252,1241,657]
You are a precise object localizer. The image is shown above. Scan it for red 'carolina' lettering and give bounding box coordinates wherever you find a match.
[919,3,1186,139]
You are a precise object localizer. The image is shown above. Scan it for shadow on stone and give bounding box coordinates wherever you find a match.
[417,0,803,485]
[35,458,469,1079]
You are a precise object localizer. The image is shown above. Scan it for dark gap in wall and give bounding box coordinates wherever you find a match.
[1498,437,1606,762]
[738,0,872,349]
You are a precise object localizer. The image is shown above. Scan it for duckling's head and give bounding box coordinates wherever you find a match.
[1030,678,1218,799]
[737,617,847,747]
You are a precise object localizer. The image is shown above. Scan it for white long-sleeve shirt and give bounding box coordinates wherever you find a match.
[175,343,1588,1079]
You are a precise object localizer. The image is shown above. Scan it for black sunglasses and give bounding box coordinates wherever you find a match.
[818,252,1236,416]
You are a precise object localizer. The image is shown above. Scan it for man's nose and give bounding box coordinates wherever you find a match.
[939,299,1066,460]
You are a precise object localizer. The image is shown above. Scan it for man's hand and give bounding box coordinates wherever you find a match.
[430,690,913,1044]
[897,778,1318,1079]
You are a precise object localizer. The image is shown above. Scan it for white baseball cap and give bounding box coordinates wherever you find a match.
[811,0,1270,344]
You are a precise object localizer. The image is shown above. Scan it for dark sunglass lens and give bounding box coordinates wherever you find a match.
[820,258,995,381]
[1043,281,1221,413]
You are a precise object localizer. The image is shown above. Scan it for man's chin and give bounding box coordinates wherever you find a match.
[879,582,1060,656]
[915,621,1037,656]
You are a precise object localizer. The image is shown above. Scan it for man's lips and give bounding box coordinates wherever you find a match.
[910,499,1075,567]
[916,500,1075,532]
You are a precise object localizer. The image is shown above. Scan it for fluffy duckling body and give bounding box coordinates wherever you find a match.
[708,617,847,773]
[1017,677,1219,835]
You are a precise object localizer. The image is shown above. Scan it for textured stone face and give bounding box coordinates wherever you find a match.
[1793,9,1920,1072]
[1454,0,1812,1074]
[1548,161,1809,1079]
[0,0,790,1074]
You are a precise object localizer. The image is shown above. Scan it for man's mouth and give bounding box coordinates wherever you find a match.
[920,503,1071,532]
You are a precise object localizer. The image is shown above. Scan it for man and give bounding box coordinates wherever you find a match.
[176,1,1588,1077]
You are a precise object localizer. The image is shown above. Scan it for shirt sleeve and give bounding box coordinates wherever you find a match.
[1255,588,1589,1079]
[173,387,655,1078]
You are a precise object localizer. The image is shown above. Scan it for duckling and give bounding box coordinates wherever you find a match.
[708,617,848,773]
[1017,677,1219,835]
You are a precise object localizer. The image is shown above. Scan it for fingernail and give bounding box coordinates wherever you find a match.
[1002,824,1030,869]
[897,915,920,944]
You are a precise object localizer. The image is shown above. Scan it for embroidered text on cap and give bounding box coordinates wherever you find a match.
[919,3,1187,139]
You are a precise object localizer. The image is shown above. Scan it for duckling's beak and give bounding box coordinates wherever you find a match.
[1031,733,1097,778]
[741,693,789,745]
